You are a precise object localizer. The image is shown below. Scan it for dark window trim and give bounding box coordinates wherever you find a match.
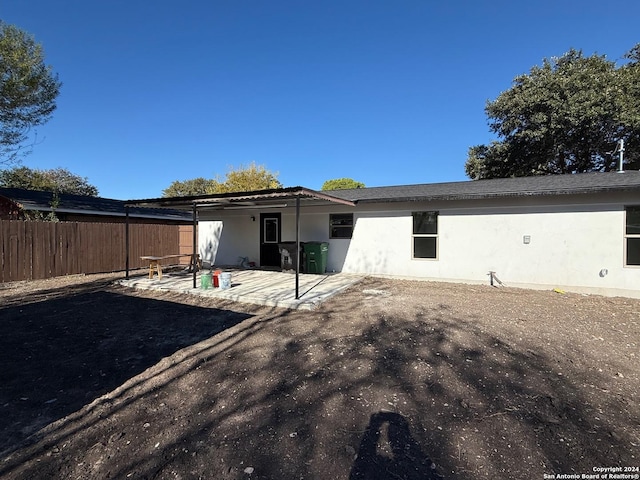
[625,206,640,266]
[412,211,438,260]
[330,213,354,239]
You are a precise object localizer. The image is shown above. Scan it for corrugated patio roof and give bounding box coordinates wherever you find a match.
[125,187,356,296]
[125,186,356,209]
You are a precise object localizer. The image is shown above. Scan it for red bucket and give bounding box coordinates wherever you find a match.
[213,269,222,288]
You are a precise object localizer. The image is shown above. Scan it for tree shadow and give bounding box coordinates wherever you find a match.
[350,411,443,480]
[0,280,253,456]
[1,277,638,479]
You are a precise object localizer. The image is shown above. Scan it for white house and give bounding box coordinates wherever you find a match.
[130,171,640,299]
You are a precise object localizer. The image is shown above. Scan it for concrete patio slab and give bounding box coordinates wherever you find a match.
[119,269,363,310]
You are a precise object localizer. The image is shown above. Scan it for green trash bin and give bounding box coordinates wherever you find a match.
[304,242,329,274]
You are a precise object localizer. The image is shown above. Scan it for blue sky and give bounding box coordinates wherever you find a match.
[2,0,639,199]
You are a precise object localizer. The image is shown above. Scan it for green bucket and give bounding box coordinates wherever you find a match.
[201,272,212,289]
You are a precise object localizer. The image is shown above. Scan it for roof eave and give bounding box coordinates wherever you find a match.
[17,206,189,220]
[350,184,640,204]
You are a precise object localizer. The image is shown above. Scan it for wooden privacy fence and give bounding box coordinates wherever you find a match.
[0,220,188,283]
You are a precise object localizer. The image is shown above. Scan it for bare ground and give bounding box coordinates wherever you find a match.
[0,272,638,479]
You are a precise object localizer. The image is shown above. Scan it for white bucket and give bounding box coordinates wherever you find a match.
[220,272,232,290]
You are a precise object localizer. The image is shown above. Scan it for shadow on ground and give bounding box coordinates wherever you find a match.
[349,411,443,480]
[0,277,638,479]
[0,278,252,456]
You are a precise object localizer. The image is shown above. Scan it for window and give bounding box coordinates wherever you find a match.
[330,213,354,239]
[412,211,438,259]
[263,217,279,243]
[625,206,640,266]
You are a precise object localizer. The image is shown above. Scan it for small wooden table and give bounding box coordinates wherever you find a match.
[141,254,201,279]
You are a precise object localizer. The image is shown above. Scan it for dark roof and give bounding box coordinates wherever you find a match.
[0,187,191,221]
[126,172,640,210]
[328,171,640,203]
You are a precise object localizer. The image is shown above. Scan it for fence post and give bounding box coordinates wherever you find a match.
[125,206,130,279]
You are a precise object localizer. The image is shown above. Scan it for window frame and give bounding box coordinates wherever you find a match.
[329,213,354,239]
[624,206,640,267]
[262,216,279,244]
[411,211,438,260]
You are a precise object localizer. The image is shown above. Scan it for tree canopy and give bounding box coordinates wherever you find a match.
[162,163,282,197]
[0,22,61,165]
[162,177,218,197]
[320,178,365,191]
[0,166,98,196]
[465,45,640,179]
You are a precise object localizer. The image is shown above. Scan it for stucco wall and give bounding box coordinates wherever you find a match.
[198,210,340,270]
[342,204,639,296]
[198,194,640,298]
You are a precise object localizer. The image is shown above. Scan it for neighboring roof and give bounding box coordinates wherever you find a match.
[328,171,640,203]
[0,187,192,221]
[126,186,356,210]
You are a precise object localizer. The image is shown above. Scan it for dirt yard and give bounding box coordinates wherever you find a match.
[0,272,638,479]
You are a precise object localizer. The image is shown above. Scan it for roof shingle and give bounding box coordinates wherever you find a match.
[0,188,191,220]
[328,171,640,203]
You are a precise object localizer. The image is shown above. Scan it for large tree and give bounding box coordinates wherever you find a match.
[465,45,640,179]
[0,22,61,165]
[216,162,281,193]
[162,162,282,197]
[162,177,220,197]
[321,178,365,190]
[0,166,98,196]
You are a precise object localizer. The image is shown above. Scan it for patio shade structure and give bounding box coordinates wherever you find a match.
[124,187,356,299]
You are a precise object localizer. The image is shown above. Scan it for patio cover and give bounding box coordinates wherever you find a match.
[124,187,356,298]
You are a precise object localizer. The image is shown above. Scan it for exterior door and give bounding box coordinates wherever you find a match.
[260,213,281,267]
